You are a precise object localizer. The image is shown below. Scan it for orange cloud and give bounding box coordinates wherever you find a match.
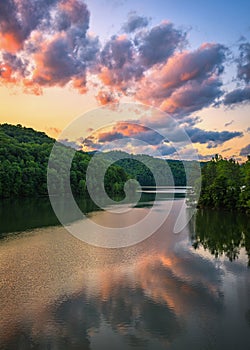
[0,32,23,53]
[96,90,118,105]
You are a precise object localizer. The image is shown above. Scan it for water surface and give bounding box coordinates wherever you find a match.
[0,195,250,349]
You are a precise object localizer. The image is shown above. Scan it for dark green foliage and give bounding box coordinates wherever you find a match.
[99,150,200,187]
[191,209,250,265]
[0,124,129,198]
[0,123,201,199]
[198,154,250,212]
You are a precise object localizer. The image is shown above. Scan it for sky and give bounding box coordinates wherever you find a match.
[0,0,250,161]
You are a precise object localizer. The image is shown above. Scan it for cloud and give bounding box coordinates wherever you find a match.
[224,86,250,105]
[97,21,187,94]
[96,90,118,105]
[32,34,79,87]
[198,153,216,161]
[58,138,81,150]
[135,22,186,68]
[224,42,250,107]
[80,119,242,155]
[93,122,164,146]
[185,128,242,148]
[224,120,234,127]
[156,143,176,156]
[1,0,248,129]
[98,131,124,142]
[0,0,58,53]
[98,34,144,92]
[237,42,250,83]
[0,2,228,119]
[160,78,223,116]
[0,0,99,93]
[240,144,250,156]
[122,12,149,33]
[222,147,232,153]
[45,126,61,136]
[136,43,226,116]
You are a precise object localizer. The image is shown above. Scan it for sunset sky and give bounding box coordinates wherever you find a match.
[0,0,250,160]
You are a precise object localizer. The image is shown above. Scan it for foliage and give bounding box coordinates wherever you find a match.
[0,124,202,199]
[0,124,129,198]
[99,151,201,187]
[198,154,250,212]
[191,209,250,265]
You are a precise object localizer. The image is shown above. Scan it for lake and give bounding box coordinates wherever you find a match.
[0,192,250,349]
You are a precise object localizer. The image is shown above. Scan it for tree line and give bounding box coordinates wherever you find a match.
[0,124,198,199]
[198,154,250,212]
[1,124,248,212]
[0,124,129,199]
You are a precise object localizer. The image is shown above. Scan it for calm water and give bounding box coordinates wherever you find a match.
[0,194,250,349]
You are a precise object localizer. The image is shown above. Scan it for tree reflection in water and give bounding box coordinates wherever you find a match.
[191,209,250,266]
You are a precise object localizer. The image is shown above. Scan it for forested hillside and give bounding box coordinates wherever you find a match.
[0,124,129,198]
[4,124,248,210]
[0,124,200,198]
[99,151,200,187]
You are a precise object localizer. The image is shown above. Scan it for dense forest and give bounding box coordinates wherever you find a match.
[198,154,250,212]
[0,124,129,198]
[1,124,249,212]
[0,123,192,199]
[97,150,200,187]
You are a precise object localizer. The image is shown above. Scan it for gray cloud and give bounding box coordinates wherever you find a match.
[98,132,124,142]
[224,86,250,105]
[240,144,250,156]
[237,42,250,83]
[224,42,250,107]
[135,22,186,68]
[101,35,134,70]
[58,138,81,150]
[0,0,58,50]
[224,120,234,127]
[222,147,232,152]
[1,52,28,77]
[198,154,215,161]
[185,127,243,148]
[156,144,176,156]
[122,12,149,33]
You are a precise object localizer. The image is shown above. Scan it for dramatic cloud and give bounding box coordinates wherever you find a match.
[98,34,144,91]
[0,1,229,117]
[0,0,58,53]
[136,43,226,116]
[98,21,186,94]
[80,120,242,154]
[0,0,248,158]
[122,12,149,33]
[134,22,186,68]
[0,0,99,93]
[240,144,250,156]
[89,122,164,146]
[224,86,250,105]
